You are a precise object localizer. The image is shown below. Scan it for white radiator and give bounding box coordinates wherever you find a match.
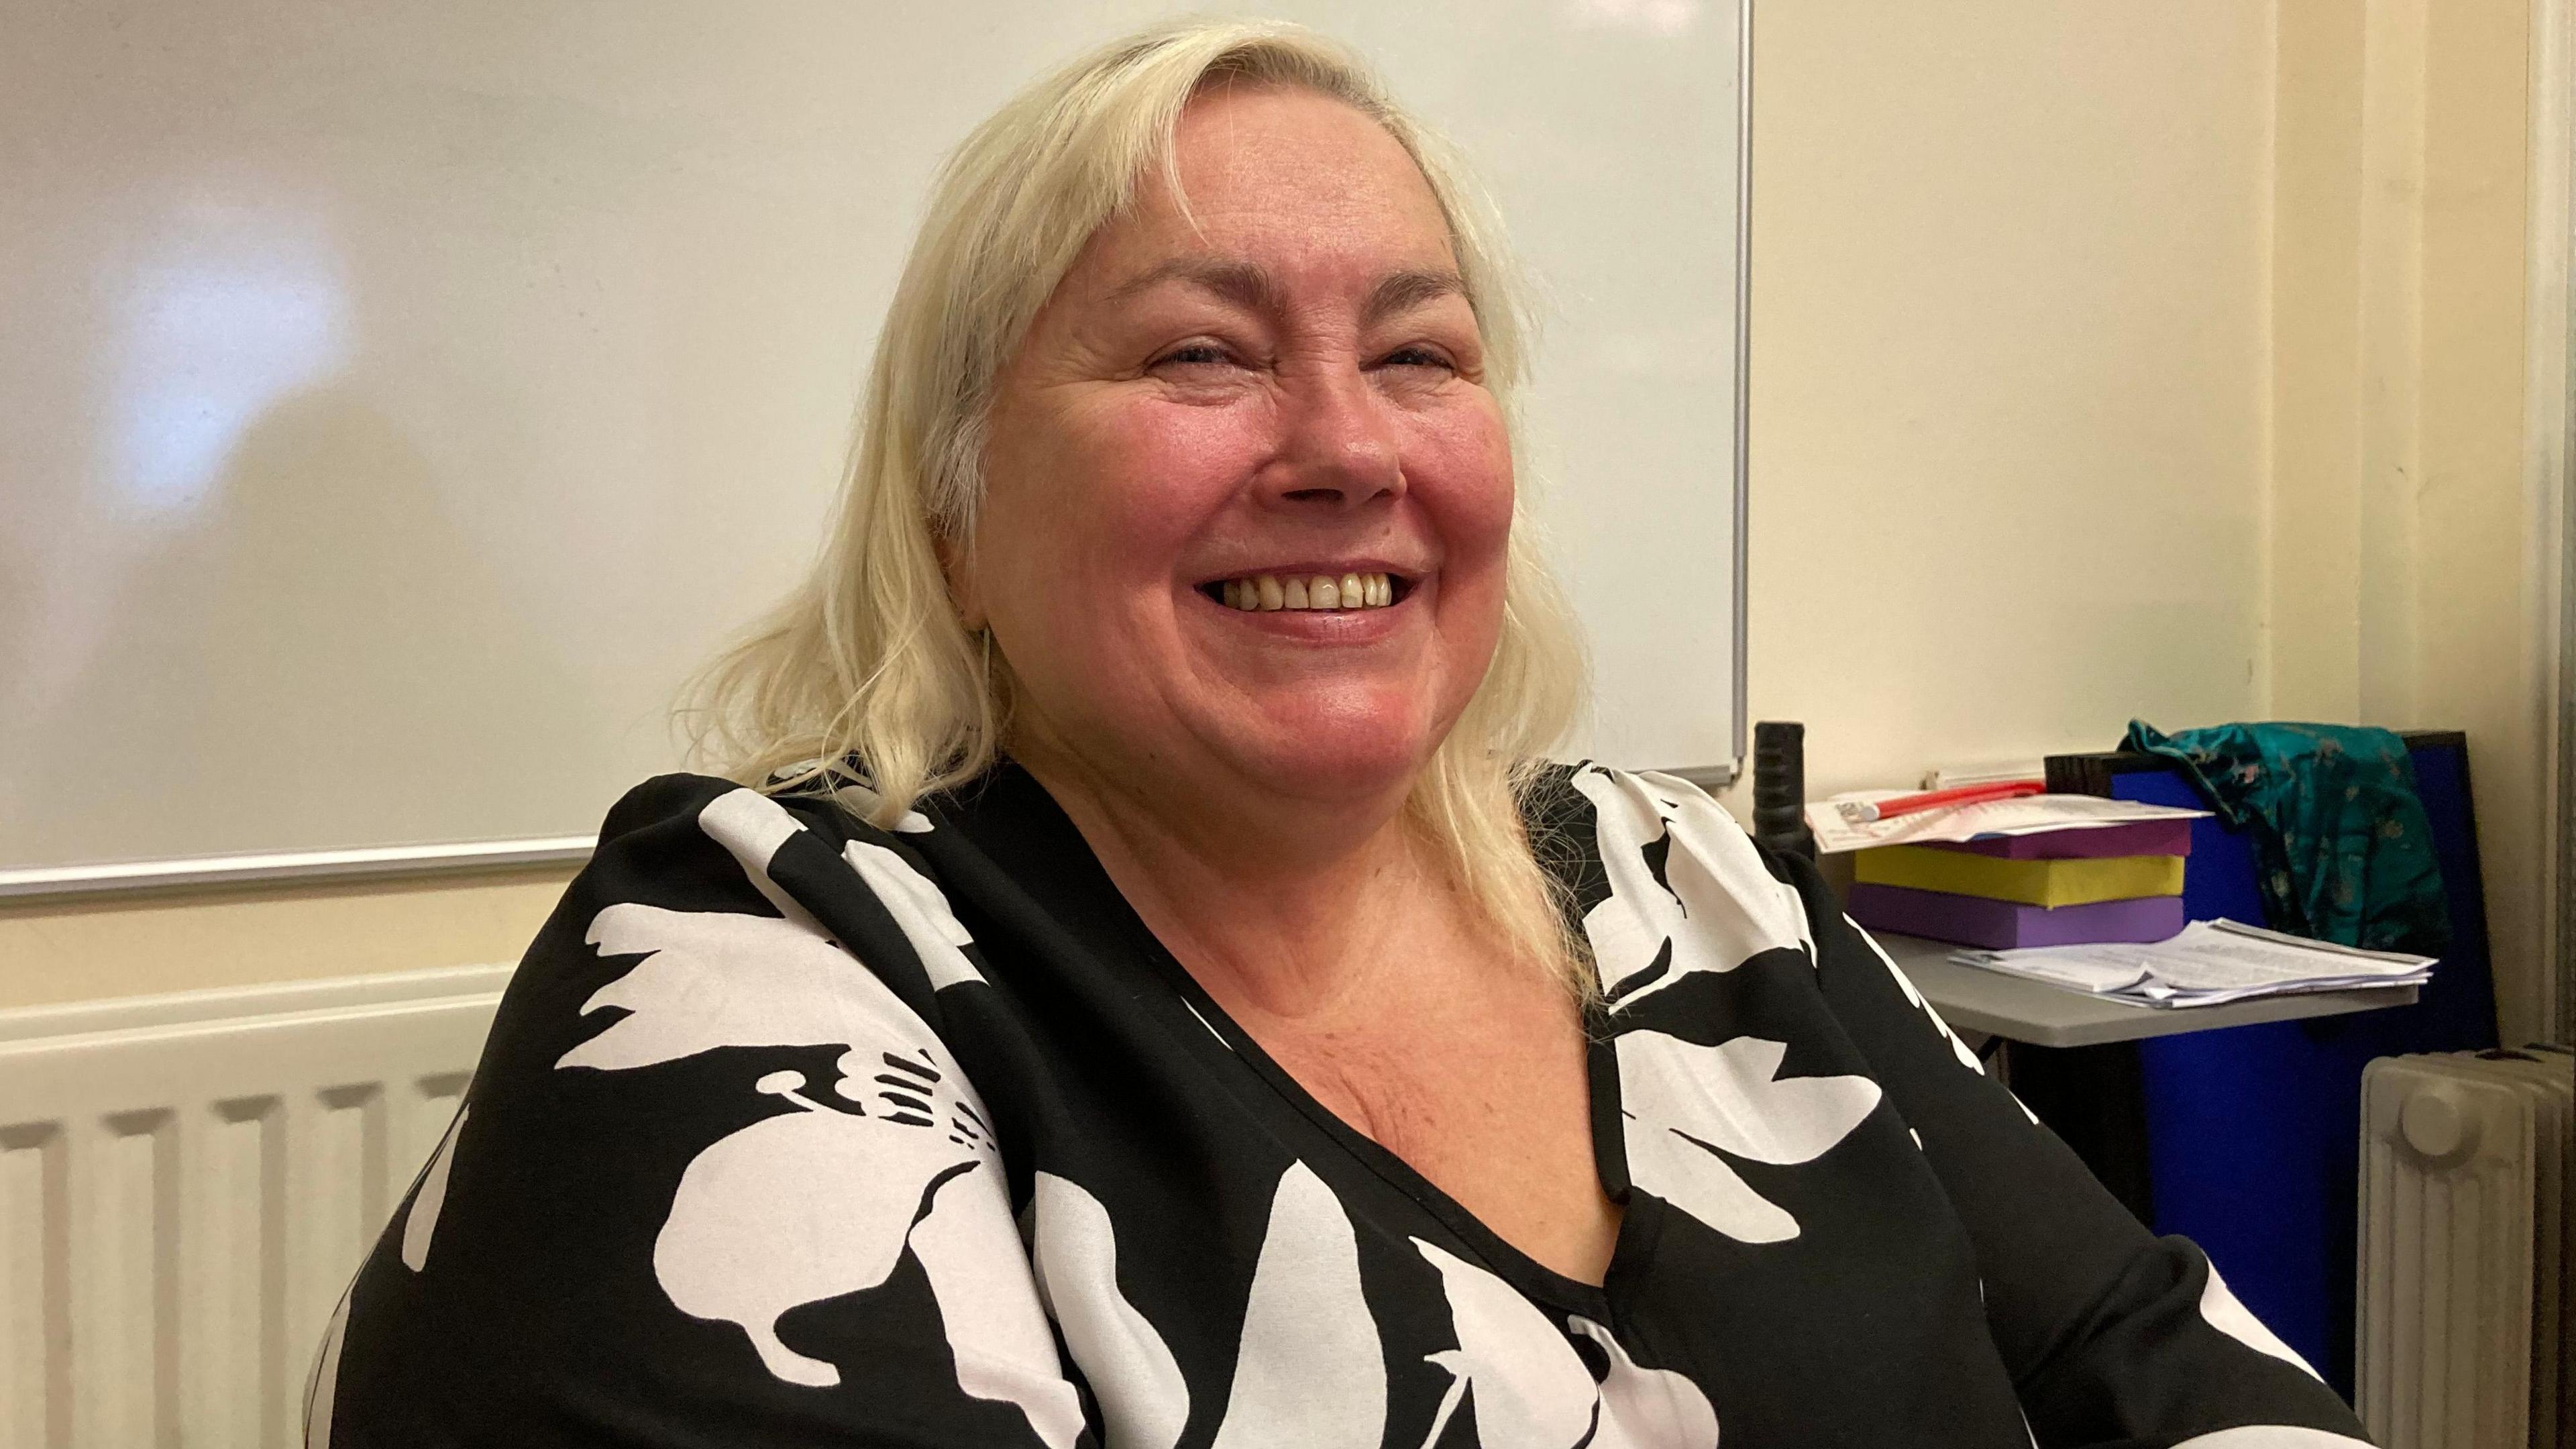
[2358,1046,2576,1449]
[0,965,510,1449]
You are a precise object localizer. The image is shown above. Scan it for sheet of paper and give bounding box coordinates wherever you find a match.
[2200,918,2437,966]
[1806,792,2207,854]
[2130,928,2430,992]
[1947,920,2433,1009]
[1951,953,2152,996]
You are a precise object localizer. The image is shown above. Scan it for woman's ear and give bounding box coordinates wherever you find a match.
[935,531,987,633]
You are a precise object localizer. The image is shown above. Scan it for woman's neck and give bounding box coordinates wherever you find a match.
[1008,739,1440,1024]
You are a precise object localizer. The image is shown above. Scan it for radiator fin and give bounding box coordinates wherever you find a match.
[0,1124,70,1449]
[2358,1048,2574,1449]
[0,967,508,1449]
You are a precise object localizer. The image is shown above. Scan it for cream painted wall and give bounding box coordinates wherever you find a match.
[1741,0,2551,1042]
[2265,0,2551,1044]
[0,865,575,1010]
[2400,0,2548,1046]
[1734,1,2274,794]
[7,1,2553,1040]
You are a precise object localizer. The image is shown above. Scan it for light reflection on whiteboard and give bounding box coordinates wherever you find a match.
[1563,0,1701,36]
[109,209,350,520]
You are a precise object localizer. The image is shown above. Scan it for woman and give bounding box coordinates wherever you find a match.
[314,20,2373,1448]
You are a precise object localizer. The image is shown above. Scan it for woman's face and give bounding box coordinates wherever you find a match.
[963,83,1514,815]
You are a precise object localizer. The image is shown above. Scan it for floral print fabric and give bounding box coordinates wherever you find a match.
[2123,718,2450,955]
[313,762,2372,1448]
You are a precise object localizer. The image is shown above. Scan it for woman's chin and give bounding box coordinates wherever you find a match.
[1214,716,1442,807]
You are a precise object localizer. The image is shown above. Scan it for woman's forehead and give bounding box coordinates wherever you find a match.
[1172,86,1441,224]
[1073,87,1458,303]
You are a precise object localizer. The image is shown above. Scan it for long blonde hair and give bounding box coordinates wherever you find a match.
[684,17,1595,996]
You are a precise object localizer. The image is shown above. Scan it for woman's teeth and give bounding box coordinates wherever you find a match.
[1217,572,1396,612]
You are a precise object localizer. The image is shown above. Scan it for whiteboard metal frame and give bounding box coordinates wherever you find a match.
[0,837,599,900]
[1664,0,1756,796]
[15,0,1758,896]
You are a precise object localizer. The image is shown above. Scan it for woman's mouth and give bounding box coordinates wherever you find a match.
[1195,572,1411,612]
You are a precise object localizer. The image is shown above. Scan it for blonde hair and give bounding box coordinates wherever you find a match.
[684,17,1594,997]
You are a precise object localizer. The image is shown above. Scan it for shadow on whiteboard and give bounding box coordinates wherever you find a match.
[12,385,604,869]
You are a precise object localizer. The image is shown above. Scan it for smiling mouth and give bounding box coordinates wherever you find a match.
[1196,571,1412,612]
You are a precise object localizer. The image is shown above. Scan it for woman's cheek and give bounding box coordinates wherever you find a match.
[1407,417,1517,567]
[1091,399,1274,522]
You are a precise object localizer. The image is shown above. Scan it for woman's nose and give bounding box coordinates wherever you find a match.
[1267,364,1404,508]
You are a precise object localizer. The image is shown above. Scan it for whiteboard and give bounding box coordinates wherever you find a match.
[0,0,1746,884]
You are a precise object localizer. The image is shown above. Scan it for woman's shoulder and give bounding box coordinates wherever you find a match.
[327,773,1067,1441]
[1521,759,1731,835]
[1527,761,1826,1000]
[1523,759,1791,896]
[591,768,932,849]
[525,769,990,1032]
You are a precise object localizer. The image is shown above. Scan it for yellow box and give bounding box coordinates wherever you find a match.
[1851,847,2185,908]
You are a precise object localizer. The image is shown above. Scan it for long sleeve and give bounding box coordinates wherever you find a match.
[1777,851,2375,1448]
[311,774,1089,1448]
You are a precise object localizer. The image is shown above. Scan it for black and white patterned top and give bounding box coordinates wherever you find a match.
[311,761,2373,1448]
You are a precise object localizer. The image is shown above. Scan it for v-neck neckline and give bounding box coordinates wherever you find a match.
[947,760,1654,1324]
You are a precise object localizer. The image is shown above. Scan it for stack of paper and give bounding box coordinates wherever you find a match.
[1856,848,2185,908]
[1948,920,2435,1009]
[1807,792,2206,855]
[1847,817,2196,950]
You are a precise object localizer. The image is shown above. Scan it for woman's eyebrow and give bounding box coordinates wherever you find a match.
[1102,258,1466,324]
[1363,268,1467,325]
[1107,257,1277,311]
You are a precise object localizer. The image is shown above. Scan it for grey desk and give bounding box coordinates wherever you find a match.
[1872,932,2422,1049]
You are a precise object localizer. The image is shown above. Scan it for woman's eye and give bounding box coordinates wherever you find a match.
[1380,346,1456,372]
[1152,343,1233,368]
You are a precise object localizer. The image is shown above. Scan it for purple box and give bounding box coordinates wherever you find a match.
[1847,882,2188,950]
[1917,817,2195,861]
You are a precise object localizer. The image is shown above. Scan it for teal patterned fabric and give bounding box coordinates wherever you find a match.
[2122,720,2451,956]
